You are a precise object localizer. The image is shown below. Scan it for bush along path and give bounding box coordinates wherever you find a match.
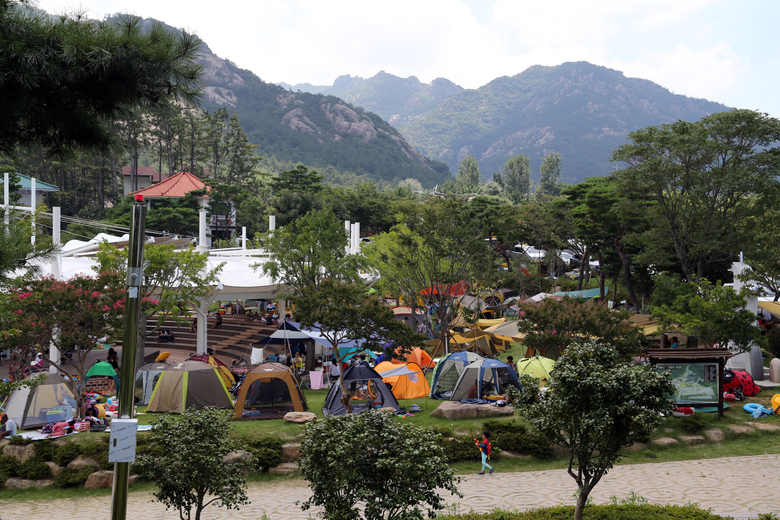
[3,453,780,519]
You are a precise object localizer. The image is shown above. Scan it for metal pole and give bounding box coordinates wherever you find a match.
[111,197,146,520]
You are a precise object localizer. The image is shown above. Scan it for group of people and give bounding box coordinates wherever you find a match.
[156,330,176,343]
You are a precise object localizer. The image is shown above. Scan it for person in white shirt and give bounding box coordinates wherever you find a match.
[1,413,18,437]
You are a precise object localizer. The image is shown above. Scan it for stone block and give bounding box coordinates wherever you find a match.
[746,421,780,431]
[284,412,318,424]
[5,477,55,489]
[84,470,114,490]
[728,425,754,435]
[650,437,679,447]
[704,429,725,442]
[269,462,297,475]
[223,449,253,465]
[770,358,780,383]
[680,435,706,445]
[2,444,36,464]
[67,455,100,471]
[45,461,64,477]
[552,444,570,458]
[430,401,514,420]
[281,443,301,462]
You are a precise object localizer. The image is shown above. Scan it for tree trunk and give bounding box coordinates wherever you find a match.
[305,339,315,373]
[596,250,605,299]
[574,487,590,520]
[615,240,641,311]
[577,246,588,291]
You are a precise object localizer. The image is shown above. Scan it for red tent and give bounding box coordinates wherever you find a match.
[420,281,468,298]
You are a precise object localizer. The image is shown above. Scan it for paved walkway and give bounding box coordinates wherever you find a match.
[3,454,780,519]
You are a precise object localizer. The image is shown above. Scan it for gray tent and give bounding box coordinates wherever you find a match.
[4,373,77,429]
[147,360,233,413]
[134,362,170,405]
[323,365,400,416]
[450,358,521,401]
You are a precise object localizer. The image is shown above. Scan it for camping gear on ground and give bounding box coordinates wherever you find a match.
[233,362,307,420]
[375,361,430,399]
[743,402,775,418]
[773,394,780,414]
[189,354,236,387]
[3,373,77,430]
[449,358,522,401]
[724,369,761,397]
[322,365,401,416]
[515,356,556,382]
[84,361,120,392]
[134,362,172,405]
[429,351,484,399]
[672,406,695,418]
[146,360,233,413]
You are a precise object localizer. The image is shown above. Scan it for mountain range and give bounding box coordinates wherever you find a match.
[132,17,733,188]
[281,63,731,184]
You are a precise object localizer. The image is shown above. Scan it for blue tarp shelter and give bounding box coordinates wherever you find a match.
[553,287,609,299]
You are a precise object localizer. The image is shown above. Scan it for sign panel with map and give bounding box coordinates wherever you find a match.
[656,363,719,405]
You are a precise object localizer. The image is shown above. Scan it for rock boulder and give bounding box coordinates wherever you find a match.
[281,443,302,462]
[2,444,36,464]
[269,462,297,475]
[84,470,114,490]
[5,477,55,489]
[67,455,100,471]
[651,437,679,447]
[704,429,725,442]
[284,412,318,424]
[430,401,514,420]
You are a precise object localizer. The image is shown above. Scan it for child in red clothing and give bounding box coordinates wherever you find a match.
[474,431,493,475]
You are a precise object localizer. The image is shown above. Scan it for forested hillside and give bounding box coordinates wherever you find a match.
[195,43,452,188]
[280,72,463,127]
[286,63,730,184]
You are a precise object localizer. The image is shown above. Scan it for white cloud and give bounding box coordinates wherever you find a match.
[611,42,746,102]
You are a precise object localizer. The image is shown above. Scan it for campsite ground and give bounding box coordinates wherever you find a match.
[3,343,779,507]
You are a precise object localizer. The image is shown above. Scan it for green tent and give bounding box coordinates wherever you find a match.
[85,361,120,392]
[515,356,555,382]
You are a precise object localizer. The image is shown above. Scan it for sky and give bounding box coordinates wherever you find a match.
[34,0,780,118]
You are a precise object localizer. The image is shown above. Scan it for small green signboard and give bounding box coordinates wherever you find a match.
[656,363,719,404]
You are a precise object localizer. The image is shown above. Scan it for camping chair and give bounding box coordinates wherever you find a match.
[299,373,312,390]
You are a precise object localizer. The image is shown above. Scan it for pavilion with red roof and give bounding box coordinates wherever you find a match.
[130,170,209,200]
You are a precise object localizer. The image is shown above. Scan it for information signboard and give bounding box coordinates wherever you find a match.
[656,362,719,405]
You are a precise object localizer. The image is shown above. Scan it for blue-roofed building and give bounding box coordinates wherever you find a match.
[1,173,59,207]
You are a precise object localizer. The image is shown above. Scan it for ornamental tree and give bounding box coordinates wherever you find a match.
[515,340,674,520]
[135,407,250,520]
[516,297,643,359]
[2,272,156,416]
[299,411,461,520]
[649,275,764,352]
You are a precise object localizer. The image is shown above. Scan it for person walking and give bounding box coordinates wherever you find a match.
[474,431,494,475]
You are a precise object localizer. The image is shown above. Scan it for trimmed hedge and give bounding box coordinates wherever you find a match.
[239,436,282,471]
[54,466,96,488]
[437,504,733,519]
[53,442,84,467]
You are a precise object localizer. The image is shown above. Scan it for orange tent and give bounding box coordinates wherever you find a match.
[394,347,435,371]
[375,361,430,400]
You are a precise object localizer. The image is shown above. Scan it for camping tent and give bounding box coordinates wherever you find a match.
[450,329,498,356]
[134,362,170,405]
[450,358,521,401]
[322,365,401,416]
[429,351,483,399]
[4,373,77,429]
[515,356,555,382]
[394,347,434,371]
[189,354,236,387]
[375,361,430,399]
[85,361,120,392]
[147,360,233,413]
[233,362,307,420]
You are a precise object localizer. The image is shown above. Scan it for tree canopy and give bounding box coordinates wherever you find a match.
[612,109,780,282]
[0,2,203,157]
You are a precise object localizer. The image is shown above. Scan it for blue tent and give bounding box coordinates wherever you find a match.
[338,347,377,361]
[450,358,521,401]
[429,351,483,399]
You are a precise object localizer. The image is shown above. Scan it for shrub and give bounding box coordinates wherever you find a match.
[482,420,554,459]
[33,440,58,462]
[8,436,31,446]
[53,441,84,467]
[0,455,20,477]
[435,503,734,519]
[240,436,282,471]
[55,466,96,488]
[766,327,780,360]
[679,414,707,433]
[18,459,51,480]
